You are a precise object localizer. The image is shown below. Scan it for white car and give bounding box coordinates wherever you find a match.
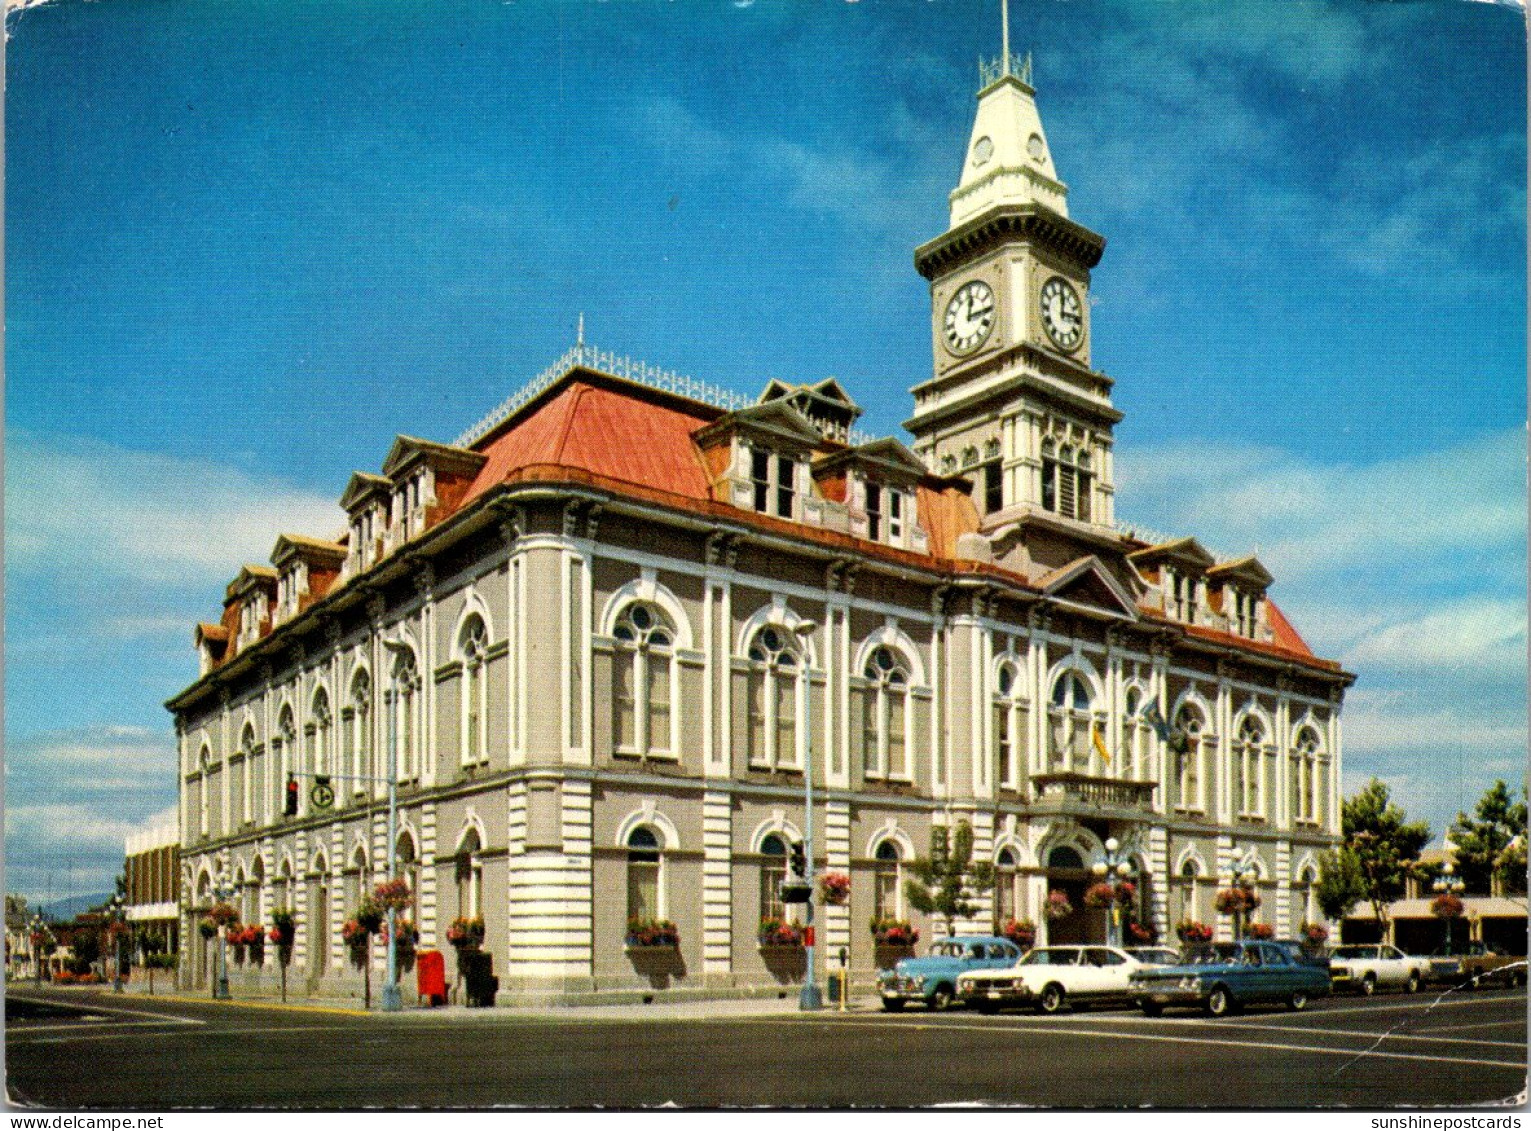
[1328,943,1429,995]
[957,944,1179,1014]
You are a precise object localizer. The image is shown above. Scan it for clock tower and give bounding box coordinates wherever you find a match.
[907,51,1121,534]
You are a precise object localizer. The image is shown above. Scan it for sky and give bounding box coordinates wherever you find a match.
[5,0,1526,904]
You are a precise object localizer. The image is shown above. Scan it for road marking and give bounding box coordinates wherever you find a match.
[6,1018,205,1035]
[1415,1020,1531,1035]
[788,1017,1526,1070]
[1159,1019,1527,1050]
[7,1024,341,1046]
[1220,993,1525,1022]
[115,992,371,1018]
[5,995,203,1026]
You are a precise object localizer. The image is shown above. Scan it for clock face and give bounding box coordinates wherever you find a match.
[1039,275,1084,352]
[943,279,996,355]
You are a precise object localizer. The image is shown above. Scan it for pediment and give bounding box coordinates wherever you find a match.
[381,435,488,480]
[814,436,927,484]
[340,472,390,512]
[1207,555,1275,589]
[1128,536,1216,573]
[1038,555,1139,619]
[694,399,824,450]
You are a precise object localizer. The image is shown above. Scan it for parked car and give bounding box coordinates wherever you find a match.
[1126,946,1183,967]
[1328,943,1429,995]
[1426,941,1526,988]
[1129,940,1333,1017]
[957,944,1180,1014]
[1270,938,1332,972]
[877,936,1026,1011]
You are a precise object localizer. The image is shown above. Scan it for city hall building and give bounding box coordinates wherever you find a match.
[169,54,1352,1001]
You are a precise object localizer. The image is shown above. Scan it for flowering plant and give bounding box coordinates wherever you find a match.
[446,916,486,948]
[1084,881,1136,909]
[1176,920,1214,943]
[1431,893,1465,920]
[625,917,679,947]
[372,878,413,915]
[869,917,919,946]
[1214,887,1261,915]
[758,916,803,947]
[1246,922,1275,940]
[1126,920,1157,944]
[1044,890,1074,921]
[208,902,239,927]
[354,899,384,934]
[1000,919,1037,948]
[341,918,371,946]
[1300,922,1330,946]
[269,909,297,949]
[393,919,419,972]
[818,871,851,906]
[198,919,218,940]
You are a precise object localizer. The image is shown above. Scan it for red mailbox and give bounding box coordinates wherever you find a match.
[416,949,447,1005]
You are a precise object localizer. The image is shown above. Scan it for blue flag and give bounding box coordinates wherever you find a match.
[1141,702,1171,744]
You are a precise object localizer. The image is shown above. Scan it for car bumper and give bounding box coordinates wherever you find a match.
[1132,985,1206,1006]
[958,983,1033,1006]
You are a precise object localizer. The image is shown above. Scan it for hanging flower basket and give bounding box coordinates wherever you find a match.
[393,919,420,972]
[372,878,413,916]
[269,910,296,953]
[208,902,239,927]
[1431,893,1465,920]
[1126,920,1157,945]
[446,916,486,949]
[1214,887,1261,915]
[1176,920,1213,943]
[625,918,679,948]
[1084,880,1136,909]
[818,871,851,906]
[355,899,384,935]
[1000,918,1037,948]
[1301,922,1330,946]
[236,924,264,962]
[198,919,218,940]
[1044,890,1074,921]
[1246,922,1275,940]
[341,918,372,967]
[869,917,919,946]
[758,916,804,947]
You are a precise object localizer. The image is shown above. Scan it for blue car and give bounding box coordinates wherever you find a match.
[877,935,1025,1011]
[1129,940,1333,1017]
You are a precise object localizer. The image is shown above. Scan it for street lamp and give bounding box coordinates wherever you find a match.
[1434,862,1466,956]
[1090,837,1136,948]
[380,637,409,1013]
[107,894,126,994]
[790,620,823,1011]
[212,871,233,1000]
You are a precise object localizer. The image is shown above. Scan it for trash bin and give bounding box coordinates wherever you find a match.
[415,949,447,1006]
[461,949,498,1008]
[827,972,845,1002]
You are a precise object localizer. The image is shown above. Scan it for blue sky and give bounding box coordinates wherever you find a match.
[5,0,1525,902]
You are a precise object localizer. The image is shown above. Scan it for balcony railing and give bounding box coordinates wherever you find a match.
[1031,772,1157,811]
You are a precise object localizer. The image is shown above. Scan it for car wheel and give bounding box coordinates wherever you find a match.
[930,985,954,1012]
[881,999,905,1013]
[1205,986,1235,1017]
[1515,970,1526,989]
[1406,972,1421,994]
[1140,1001,1164,1017]
[1038,983,1066,1014]
[1361,974,1377,996]
[1288,990,1309,1012]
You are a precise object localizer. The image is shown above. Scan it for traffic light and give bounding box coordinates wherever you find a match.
[284,777,299,816]
[789,840,807,881]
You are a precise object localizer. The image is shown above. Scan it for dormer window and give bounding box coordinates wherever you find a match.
[1232,589,1259,637]
[1167,570,1196,624]
[750,448,796,519]
[866,482,906,544]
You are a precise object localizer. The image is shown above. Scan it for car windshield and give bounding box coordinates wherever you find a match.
[1184,944,1243,966]
[1131,948,1181,965]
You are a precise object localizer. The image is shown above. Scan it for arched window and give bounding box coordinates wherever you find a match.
[612,603,675,758]
[239,725,256,826]
[746,626,804,771]
[626,826,663,922]
[873,840,903,921]
[459,616,489,766]
[760,833,789,922]
[1291,865,1318,930]
[1048,670,1095,772]
[994,846,1020,927]
[249,857,266,957]
[348,669,371,797]
[1173,702,1207,812]
[1176,859,1202,923]
[1040,438,1093,522]
[310,688,332,778]
[276,707,296,819]
[345,845,368,920]
[1122,687,1154,782]
[861,646,912,780]
[456,828,483,921]
[992,660,1029,789]
[1233,716,1269,818]
[395,833,421,926]
[1048,845,1085,871]
[391,647,421,782]
[276,858,294,914]
[1290,727,1321,825]
[198,745,212,837]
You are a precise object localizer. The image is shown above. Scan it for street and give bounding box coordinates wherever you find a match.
[5,985,1525,1108]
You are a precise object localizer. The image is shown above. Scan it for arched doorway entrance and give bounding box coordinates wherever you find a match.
[1043,845,1105,944]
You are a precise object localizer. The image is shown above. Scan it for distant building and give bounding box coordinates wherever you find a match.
[168,52,1352,1002]
[125,820,179,963]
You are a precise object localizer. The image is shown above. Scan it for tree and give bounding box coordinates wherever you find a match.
[1315,846,1366,922]
[1343,779,1431,929]
[903,821,995,937]
[1450,781,1528,894]
[5,894,29,934]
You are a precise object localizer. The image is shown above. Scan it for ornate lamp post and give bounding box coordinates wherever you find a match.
[1433,862,1466,956]
[790,620,823,1011]
[212,871,233,1000]
[107,894,127,994]
[380,638,409,1013]
[1090,837,1136,947]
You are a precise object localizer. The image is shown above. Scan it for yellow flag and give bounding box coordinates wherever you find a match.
[1091,723,1112,765]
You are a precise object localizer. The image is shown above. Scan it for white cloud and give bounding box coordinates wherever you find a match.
[1345,599,1526,680]
[5,430,345,586]
[1341,691,1527,757]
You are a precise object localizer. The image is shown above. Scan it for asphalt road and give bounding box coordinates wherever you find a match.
[5,985,1525,1109]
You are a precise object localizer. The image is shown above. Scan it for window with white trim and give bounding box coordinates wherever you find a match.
[1048,671,1097,772]
[750,448,797,519]
[992,660,1029,790]
[455,828,483,921]
[459,615,489,766]
[612,603,676,758]
[1040,439,1093,522]
[626,826,663,922]
[994,846,1020,926]
[1232,589,1259,637]
[746,626,804,771]
[1233,715,1271,819]
[1290,727,1321,826]
[198,745,212,838]
[860,645,912,780]
[310,688,332,778]
[239,725,256,825]
[1122,687,1153,781]
[391,647,421,782]
[348,669,371,796]
[1173,703,1207,812]
[759,833,789,922]
[873,840,902,921]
